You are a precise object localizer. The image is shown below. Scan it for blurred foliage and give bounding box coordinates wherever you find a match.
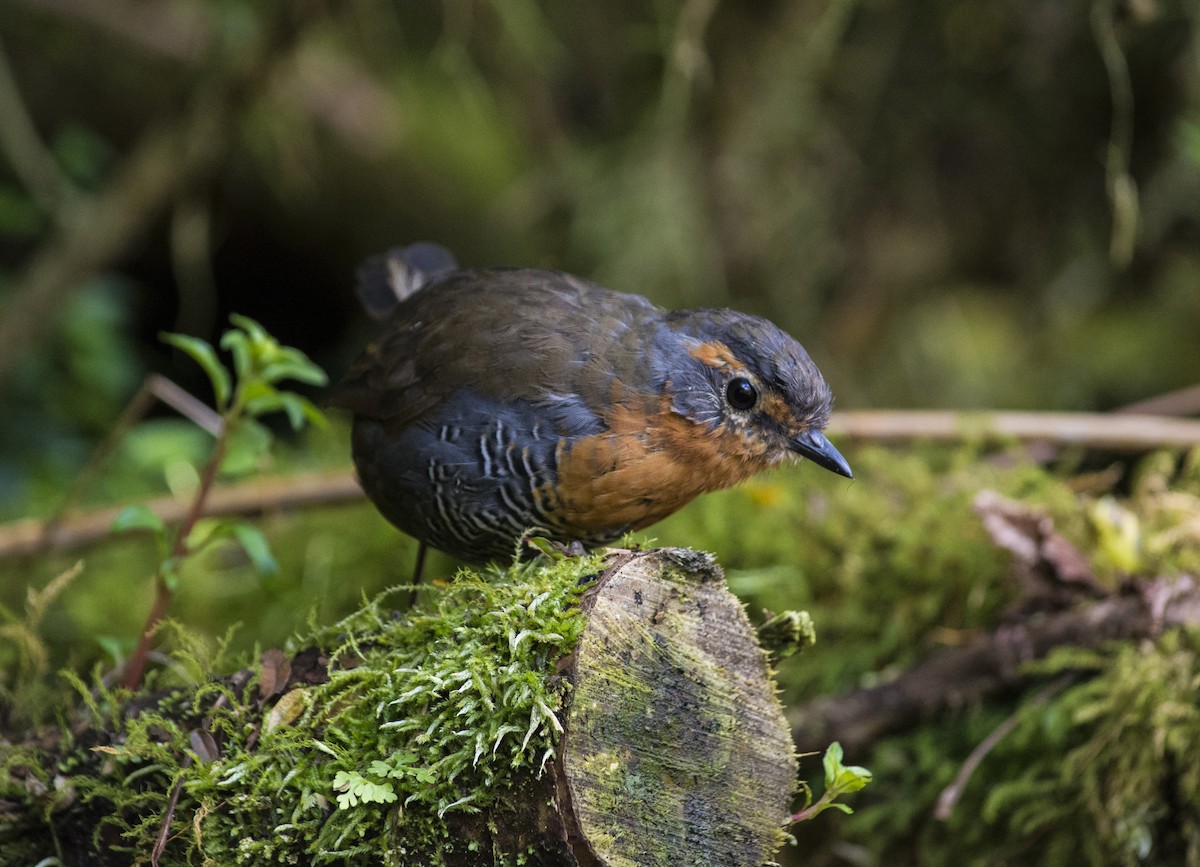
[0,419,405,690]
[651,445,1200,866]
[3,1,1200,863]
[2,0,1199,518]
[652,445,1075,700]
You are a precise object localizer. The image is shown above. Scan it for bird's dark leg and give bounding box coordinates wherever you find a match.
[408,541,428,607]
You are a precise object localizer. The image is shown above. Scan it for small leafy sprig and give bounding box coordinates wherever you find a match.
[114,315,327,690]
[791,742,872,823]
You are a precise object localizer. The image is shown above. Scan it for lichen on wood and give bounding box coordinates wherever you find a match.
[563,549,797,866]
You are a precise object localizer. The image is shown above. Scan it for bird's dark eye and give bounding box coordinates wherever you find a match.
[725,377,758,410]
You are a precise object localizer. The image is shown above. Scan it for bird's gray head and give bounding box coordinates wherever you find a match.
[658,309,852,478]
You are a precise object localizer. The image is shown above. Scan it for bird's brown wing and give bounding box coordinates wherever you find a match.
[329,268,661,432]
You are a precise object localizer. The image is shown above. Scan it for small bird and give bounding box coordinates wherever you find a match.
[332,243,851,570]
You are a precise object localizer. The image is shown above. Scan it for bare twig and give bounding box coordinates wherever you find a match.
[0,469,363,562]
[146,374,223,435]
[933,674,1075,821]
[0,30,73,214]
[826,410,1200,453]
[150,756,192,866]
[7,409,1197,563]
[789,575,1200,755]
[1116,384,1200,418]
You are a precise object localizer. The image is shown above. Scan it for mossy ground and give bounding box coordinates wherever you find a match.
[4,443,1200,865]
[2,552,606,865]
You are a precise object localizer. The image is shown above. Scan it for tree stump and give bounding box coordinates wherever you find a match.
[1,549,798,866]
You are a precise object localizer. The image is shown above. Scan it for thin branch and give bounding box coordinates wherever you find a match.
[0,30,73,214]
[121,427,233,690]
[933,674,1074,821]
[789,575,1200,755]
[825,410,1200,452]
[1116,384,1200,418]
[151,756,192,866]
[6,409,1197,563]
[148,374,223,435]
[0,469,364,562]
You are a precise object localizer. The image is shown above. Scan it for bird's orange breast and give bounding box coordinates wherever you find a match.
[545,397,775,538]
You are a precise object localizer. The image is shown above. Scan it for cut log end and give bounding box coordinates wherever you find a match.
[554,548,797,865]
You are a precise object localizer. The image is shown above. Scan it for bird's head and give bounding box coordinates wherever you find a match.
[660,309,853,479]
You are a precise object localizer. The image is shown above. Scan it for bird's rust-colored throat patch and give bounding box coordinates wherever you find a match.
[551,396,773,538]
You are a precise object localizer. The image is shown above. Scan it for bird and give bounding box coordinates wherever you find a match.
[331,243,852,574]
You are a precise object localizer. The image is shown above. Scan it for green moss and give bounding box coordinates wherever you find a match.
[769,445,1200,866]
[11,552,605,865]
[842,628,1200,867]
[1004,630,1200,864]
[10,443,1200,865]
[650,444,1086,699]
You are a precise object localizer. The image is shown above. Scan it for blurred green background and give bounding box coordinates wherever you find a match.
[2,2,1200,863]
[2,0,1198,519]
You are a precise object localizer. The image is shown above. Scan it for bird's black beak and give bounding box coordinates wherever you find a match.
[790,430,853,479]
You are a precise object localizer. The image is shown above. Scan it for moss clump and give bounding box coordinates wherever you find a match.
[767,446,1200,867]
[988,629,1200,865]
[652,444,1085,699]
[11,552,605,865]
[846,628,1200,867]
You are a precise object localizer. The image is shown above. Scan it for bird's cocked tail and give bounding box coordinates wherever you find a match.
[355,242,459,320]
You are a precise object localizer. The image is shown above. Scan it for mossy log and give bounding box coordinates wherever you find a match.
[1,548,797,866]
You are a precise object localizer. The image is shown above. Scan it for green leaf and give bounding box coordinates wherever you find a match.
[524,536,566,560]
[228,523,279,578]
[822,742,872,798]
[161,332,231,409]
[228,313,269,343]
[111,504,166,537]
[260,346,328,387]
[244,389,326,430]
[95,635,129,665]
[331,770,396,809]
[220,419,272,477]
[219,329,251,383]
[833,767,872,794]
[286,394,327,429]
[198,520,279,578]
[822,741,846,788]
[228,314,276,374]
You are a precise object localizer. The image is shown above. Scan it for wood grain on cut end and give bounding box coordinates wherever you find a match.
[560,548,797,866]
